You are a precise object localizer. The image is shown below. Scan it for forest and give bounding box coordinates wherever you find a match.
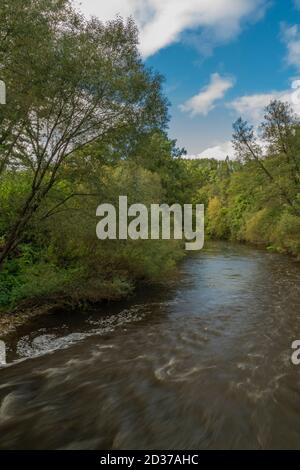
[0,0,300,313]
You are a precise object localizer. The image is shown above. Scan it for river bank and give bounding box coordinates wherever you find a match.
[1,239,299,339]
[0,304,60,338]
[0,276,179,339]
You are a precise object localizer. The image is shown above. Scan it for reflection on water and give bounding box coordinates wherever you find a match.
[0,242,300,449]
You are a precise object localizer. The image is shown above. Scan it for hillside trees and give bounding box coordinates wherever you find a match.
[232,100,300,217]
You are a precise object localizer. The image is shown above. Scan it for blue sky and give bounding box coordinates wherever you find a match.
[77,0,300,158]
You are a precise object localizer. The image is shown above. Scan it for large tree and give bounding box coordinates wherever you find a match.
[0,0,168,265]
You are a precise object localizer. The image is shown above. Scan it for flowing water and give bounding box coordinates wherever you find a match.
[1,242,300,450]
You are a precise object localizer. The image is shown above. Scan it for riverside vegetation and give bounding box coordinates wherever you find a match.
[0,0,300,314]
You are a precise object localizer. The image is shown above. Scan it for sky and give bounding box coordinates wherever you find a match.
[75,0,300,159]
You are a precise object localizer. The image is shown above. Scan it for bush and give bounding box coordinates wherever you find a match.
[206,196,229,239]
[243,209,274,245]
[271,212,300,257]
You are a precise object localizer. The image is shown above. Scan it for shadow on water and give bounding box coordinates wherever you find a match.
[0,241,300,449]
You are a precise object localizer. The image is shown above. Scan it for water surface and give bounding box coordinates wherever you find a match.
[1,242,300,449]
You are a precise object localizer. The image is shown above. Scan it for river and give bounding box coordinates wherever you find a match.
[0,242,300,449]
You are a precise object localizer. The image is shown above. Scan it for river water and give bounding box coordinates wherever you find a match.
[0,242,300,449]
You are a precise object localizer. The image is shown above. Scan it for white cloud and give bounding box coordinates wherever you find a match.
[192,81,300,160]
[281,24,300,71]
[229,92,278,122]
[229,81,300,123]
[294,0,300,10]
[179,73,234,116]
[186,141,235,160]
[75,0,267,58]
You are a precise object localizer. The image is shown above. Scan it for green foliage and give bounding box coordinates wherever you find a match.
[0,1,186,312]
[0,156,184,309]
[243,208,278,245]
[206,197,230,239]
[165,100,300,258]
[271,212,300,257]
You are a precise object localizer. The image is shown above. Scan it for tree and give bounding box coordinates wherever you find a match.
[0,0,73,175]
[260,100,300,186]
[232,100,300,217]
[0,1,168,266]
